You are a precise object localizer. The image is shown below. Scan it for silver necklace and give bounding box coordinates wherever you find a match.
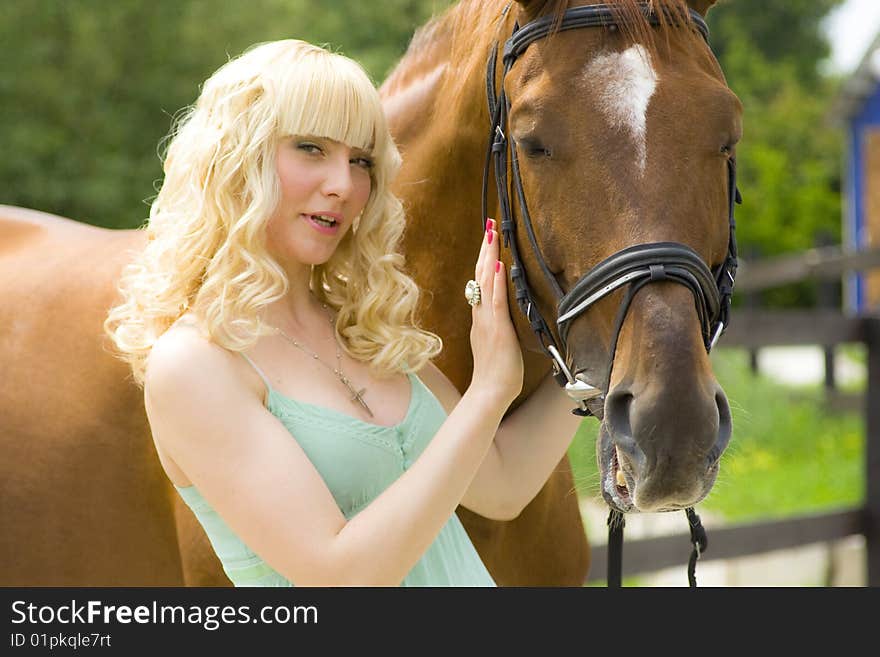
[273,305,374,418]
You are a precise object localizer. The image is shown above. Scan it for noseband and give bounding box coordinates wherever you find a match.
[480,2,742,587]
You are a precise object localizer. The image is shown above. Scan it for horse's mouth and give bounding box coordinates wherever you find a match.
[597,423,721,514]
[598,426,635,513]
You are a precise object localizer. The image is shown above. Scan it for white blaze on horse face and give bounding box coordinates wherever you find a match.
[583,45,658,175]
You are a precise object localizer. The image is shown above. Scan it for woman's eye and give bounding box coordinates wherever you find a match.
[352,157,374,170]
[297,142,322,154]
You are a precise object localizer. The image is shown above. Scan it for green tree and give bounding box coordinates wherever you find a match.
[0,0,448,229]
[706,0,847,306]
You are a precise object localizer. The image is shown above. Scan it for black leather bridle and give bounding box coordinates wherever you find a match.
[480,2,742,587]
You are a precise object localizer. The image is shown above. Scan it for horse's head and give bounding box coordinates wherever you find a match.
[495,0,741,512]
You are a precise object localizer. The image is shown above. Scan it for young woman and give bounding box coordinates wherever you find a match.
[105,39,581,586]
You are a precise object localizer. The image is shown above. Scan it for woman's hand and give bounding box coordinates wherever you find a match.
[468,218,524,408]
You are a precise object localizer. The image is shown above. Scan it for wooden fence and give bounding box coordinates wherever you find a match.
[584,245,880,585]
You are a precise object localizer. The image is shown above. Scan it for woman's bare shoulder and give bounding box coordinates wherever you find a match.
[145,319,247,405]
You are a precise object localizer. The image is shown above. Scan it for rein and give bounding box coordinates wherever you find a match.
[606,507,707,587]
[480,2,742,587]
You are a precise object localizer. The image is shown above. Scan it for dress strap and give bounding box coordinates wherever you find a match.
[239,352,272,398]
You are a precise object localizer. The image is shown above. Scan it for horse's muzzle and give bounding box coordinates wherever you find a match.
[601,379,732,513]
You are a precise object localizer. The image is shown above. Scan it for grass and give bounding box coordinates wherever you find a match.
[566,347,865,523]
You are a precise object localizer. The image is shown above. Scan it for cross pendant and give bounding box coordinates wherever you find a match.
[340,377,374,417]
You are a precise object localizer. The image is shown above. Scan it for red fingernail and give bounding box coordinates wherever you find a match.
[495,260,501,273]
[487,229,493,245]
[486,217,495,230]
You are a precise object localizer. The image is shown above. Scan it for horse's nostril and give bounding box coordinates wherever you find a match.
[605,390,646,473]
[716,389,732,445]
[707,388,733,467]
[605,390,633,440]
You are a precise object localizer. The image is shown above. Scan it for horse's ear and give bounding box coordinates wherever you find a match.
[685,0,718,16]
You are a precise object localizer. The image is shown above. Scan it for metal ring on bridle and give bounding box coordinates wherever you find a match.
[465,279,482,306]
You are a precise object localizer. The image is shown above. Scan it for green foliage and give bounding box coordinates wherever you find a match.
[0,0,450,229]
[709,0,843,88]
[706,0,847,307]
[567,348,864,522]
[701,349,864,520]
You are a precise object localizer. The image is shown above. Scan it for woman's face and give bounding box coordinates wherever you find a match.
[266,135,373,271]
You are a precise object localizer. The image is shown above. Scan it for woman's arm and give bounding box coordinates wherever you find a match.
[464,373,584,519]
[420,364,583,521]
[417,216,585,520]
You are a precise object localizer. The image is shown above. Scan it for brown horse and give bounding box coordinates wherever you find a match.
[0,0,739,586]
[382,0,739,579]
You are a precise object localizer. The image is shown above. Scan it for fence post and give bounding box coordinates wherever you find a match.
[865,316,880,586]
[816,232,839,392]
[744,246,762,375]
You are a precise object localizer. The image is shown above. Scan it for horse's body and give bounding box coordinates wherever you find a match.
[0,0,739,585]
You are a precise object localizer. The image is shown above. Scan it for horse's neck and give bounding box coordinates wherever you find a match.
[381,1,501,152]
[380,18,456,142]
[381,2,551,396]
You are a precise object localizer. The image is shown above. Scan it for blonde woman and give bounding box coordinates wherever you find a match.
[105,39,581,586]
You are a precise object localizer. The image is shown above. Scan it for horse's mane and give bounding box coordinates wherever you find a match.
[388,0,701,105]
[382,0,704,121]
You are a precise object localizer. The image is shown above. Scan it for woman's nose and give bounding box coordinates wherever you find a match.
[321,155,354,199]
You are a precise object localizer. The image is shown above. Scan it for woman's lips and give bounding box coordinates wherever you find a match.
[301,213,340,235]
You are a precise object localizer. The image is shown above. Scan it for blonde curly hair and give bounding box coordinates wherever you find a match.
[105,39,441,386]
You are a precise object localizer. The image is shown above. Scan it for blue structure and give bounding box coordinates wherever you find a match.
[835,32,880,313]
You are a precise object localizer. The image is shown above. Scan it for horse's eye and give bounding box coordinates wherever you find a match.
[517,137,552,159]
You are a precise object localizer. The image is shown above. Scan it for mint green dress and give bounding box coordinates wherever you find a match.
[174,355,495,587]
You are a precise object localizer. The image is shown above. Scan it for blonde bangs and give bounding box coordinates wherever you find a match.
[273,49,383,155]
